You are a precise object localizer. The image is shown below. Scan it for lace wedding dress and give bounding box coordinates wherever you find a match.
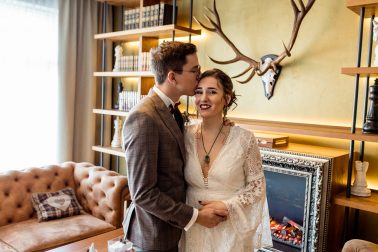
[181,125,272,252]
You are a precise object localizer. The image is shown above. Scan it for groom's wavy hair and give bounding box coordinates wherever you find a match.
[150,41,197,84]
[199,68,238,112]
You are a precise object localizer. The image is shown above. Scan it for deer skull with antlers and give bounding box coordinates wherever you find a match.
[195,0,316,99]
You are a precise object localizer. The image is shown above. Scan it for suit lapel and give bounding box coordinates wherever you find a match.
[150,93,186,161]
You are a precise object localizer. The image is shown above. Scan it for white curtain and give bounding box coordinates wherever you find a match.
[58,0,98,164]
[0,0,59,171]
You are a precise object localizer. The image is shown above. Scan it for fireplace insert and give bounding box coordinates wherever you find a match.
[258,148,334,252]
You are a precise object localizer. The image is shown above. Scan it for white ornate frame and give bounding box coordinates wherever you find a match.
[259,148,332,252]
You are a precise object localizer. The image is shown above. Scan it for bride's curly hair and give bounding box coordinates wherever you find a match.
[198,68,238,113]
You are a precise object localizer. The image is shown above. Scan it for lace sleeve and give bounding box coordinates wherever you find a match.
[223,132,271,247]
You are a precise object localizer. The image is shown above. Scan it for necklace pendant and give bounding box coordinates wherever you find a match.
[204,154,210,164]
[203,177,209,189]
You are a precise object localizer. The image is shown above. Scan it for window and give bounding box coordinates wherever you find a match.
[0,0,58,171]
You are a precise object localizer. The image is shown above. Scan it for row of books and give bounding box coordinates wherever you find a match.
[118,92,148,111]
[140,52,151,72]
[112,53,151,72]
[113,55,138,72]
[118,91,139,111]
[124,8,140,30]
[124,3,177,30]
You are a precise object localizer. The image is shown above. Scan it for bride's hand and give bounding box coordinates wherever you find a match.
[199,200,228,212]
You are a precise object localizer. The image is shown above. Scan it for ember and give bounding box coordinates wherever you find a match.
[270,216,303,248]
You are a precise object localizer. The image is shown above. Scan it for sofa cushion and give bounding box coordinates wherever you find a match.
[0,162,76,227]
[0,214,115,252]
[31,187,83,221]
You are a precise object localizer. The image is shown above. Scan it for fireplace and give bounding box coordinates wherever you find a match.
[265,167,309,251]
[257,145,349,252]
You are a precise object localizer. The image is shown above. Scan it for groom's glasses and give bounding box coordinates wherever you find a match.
[173,65,201,78]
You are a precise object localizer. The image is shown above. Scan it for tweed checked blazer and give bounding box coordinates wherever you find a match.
[122,93,194,250]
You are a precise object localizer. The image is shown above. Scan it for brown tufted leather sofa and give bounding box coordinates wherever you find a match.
[0,162,130,252]
[342,239,378,252]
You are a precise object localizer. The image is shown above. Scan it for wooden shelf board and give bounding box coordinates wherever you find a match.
[94,25,201,41]
[93,109,129,117]
[341,67,378,77]
[334,191,378,213]
[92,146,125,158]
[230,117,378,142]
[96,0,140,8]
[94,71,154,77]
[346,0,378,16]
[96,0,172,7]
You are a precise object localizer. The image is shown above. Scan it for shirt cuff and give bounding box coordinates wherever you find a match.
[184,208,198,231]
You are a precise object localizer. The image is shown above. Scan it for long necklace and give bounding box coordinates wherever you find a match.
[200,123,224,188]
[201,123,224,165]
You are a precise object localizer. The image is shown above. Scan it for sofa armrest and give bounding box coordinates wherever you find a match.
[73,163,130,227]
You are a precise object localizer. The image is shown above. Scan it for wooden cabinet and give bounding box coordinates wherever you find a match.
[93,0,200,163]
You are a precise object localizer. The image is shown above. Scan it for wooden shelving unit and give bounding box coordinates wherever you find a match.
[335,0,378,243]
[94,24,201,42]
[97,0,175,7]
[92,145,125,157]
[341,67,378,77]
[334,191,378,214]
[93,109,129,117]
[93,0,200,163]
[97,0,140,7]
[231,117,378,142]
[346,0,378,15]
[94,71,154,77]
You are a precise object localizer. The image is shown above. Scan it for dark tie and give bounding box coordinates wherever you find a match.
[169,102,184,132]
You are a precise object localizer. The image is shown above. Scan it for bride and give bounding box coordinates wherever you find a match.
[181,69,272,251]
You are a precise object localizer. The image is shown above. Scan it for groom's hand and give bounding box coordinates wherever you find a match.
[196,207,228,228]
[200,200,228,212]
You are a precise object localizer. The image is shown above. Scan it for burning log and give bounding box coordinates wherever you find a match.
[270,216,303,247]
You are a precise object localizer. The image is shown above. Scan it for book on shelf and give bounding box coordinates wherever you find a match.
[116,55,138,72]
[124,7,140,30]
[117,92,149,112]
[118,91,140,111]
[140,52,151,71]
[159,3,177,26]
[141,3,178,28]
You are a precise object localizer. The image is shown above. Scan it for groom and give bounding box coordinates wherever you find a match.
[122,41,228,251]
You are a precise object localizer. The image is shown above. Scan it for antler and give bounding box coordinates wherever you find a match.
[194,0,260,83]
[267,0,316,72]
[195,0,316,83]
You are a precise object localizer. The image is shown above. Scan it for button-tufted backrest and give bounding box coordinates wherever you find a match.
[73,163,129,228]
[0,162,76,227]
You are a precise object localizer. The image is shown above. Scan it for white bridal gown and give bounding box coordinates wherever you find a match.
[181,125,272,252]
